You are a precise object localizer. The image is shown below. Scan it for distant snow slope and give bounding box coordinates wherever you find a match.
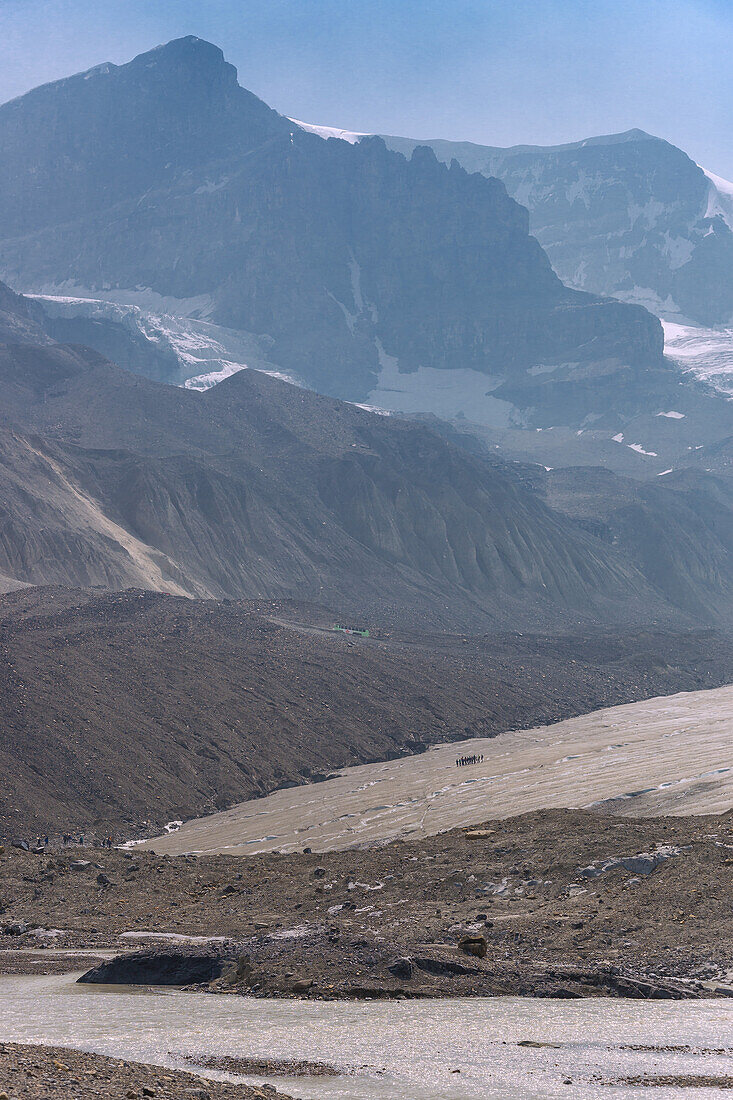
[288,118,367,144]
[367,352,518,428]
[701,166,733,229]
[663,320,733,396]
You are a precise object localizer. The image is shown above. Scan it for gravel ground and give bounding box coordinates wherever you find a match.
[1,808,732,999]
[0,1042,293,1099]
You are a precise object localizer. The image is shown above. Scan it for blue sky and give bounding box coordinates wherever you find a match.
[1,0,731,176]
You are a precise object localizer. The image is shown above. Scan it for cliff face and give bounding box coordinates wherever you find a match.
[383,129,733,328]
[0,38,663,411]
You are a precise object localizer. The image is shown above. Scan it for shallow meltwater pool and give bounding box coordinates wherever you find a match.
[1,974,732,1099]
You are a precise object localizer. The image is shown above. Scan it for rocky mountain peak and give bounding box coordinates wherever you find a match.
[124,35,239,91]
[571,127,657,148]
[0,37,290,239]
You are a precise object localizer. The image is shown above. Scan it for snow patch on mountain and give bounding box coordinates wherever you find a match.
[663,320,733,396]
[367,348,519,427]
[30,284,217,318]
[627,443,658,457]
[662,232,695,269]
[701,166,733,229]
[183,362,248,391]
[612,285,684,321]
[289,118,367,144]
[704,168,733,198]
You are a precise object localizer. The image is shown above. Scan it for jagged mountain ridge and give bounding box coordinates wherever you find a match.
[0,36,663,415]
[376,128,733,328]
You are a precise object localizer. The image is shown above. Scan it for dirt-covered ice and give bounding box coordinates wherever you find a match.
[140,685,733,856]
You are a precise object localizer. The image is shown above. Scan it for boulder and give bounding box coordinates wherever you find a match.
[78,949,233,986]
[619,853,669,876]
[4,921,28,936]
[458,934,488,959]
[11,839,29,852]
[388,957,414,980]
[221,955,252,986]
[580,846,685,879]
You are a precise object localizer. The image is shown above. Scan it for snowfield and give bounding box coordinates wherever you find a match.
[663,320,733,395]
[30,291,300,391]
[288,118,368,144]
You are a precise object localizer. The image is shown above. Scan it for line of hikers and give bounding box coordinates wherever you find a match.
[60,827,111,844]
[456,753,483,767]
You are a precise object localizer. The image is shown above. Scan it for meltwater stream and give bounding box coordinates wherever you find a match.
[1,974,732,1099]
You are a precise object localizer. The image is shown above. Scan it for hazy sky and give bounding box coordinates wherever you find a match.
[1,0,731,177]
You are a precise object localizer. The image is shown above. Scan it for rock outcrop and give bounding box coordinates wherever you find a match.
[78,949,233,986]
[0,282,51,345]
